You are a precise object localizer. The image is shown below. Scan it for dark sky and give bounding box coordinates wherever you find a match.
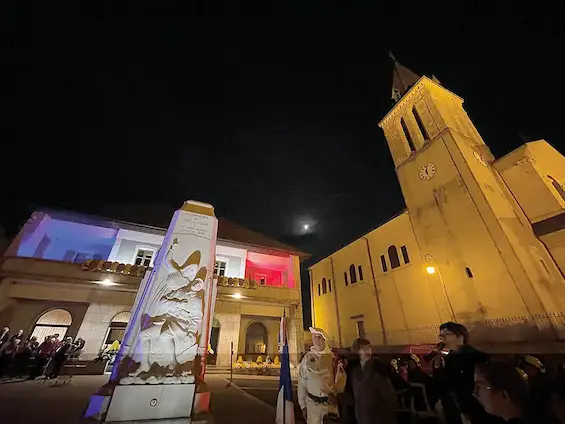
[3,6,565,323]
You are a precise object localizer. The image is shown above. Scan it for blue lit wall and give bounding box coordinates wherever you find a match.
[16,215,118,262]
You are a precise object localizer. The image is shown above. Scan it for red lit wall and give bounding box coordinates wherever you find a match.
[245,263,283,286]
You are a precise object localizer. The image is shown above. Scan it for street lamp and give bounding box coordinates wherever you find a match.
[424,254,455,321]
[426,266,436,275]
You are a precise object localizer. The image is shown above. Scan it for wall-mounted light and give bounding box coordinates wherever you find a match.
[231,292,243,299]
[99,278,117,286]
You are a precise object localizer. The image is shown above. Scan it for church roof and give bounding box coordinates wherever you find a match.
[390,53,421,103]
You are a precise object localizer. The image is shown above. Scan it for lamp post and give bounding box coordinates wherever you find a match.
[424,254,456,321]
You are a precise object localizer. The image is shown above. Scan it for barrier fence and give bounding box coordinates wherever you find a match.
[329,312,565,349]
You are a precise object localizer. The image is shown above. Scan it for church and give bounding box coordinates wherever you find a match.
[310,59,565,351]
[0,209,307,367]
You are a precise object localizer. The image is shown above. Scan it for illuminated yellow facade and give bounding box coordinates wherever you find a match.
[310,61,565,349]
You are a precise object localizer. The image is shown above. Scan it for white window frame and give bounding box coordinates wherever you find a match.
[132,246,156,267]
[214,257,229,277]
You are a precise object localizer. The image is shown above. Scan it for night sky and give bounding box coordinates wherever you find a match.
[3,6,565,324]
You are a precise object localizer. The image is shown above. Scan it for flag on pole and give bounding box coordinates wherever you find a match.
[276,311,295,424]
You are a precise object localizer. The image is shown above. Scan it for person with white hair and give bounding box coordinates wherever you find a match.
[0,327,10,345]
[47,336,74,379]
[298,327,345,424]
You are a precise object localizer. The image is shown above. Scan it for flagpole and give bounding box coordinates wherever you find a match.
[282,310,286,424]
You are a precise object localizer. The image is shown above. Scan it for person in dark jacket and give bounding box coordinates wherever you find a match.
[432,322,492,424]
[338,355,358,424]
[48,337,73,379]
[406,354,438,410]
[28,335,54,379]
[0,338,21,377]
[349,338,398,424]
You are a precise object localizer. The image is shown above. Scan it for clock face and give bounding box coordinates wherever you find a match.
[418,162,436,180]
[473,150,488,167]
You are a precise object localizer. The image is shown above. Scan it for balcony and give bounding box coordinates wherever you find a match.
[215,275,300,304]
[0,256,143,290]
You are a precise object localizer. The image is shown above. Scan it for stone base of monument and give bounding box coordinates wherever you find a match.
[83,384,214,423]
[104,384,196,422]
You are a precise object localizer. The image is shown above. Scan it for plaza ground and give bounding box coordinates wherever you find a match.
[0,374,296,424]
[228,375,305,423]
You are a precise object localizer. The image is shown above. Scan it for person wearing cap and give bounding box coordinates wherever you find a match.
[298,327,345,424]
[130,242,206,376]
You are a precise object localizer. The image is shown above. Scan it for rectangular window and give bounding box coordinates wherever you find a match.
[358,265,364,281]
[33,235,51,258]
[63,250,76,262]
[135,249,154,267]
[214,260,227,276]
[401,245,410,264]
[344,272,349,286]
[356,321,366,338]
[380,255,388,273]
[318,284,321,296]
[73,252,89,263]
[256,274,267,285]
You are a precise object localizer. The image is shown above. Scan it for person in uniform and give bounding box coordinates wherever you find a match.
[298,327,345,424]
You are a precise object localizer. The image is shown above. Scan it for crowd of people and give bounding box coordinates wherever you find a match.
[299,322,565,424]
[338,322,565,424]
[0,326,85,380]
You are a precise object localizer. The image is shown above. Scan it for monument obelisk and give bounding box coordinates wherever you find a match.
[87,201,218,423]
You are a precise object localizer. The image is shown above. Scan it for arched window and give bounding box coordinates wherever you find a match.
[401,118,416,152]
[210,317,221,364]
[31,309,72,342]
[412,106,429,140]
[349,264,357,284]
[322,278,327,294]
[318,284,321,296]
[344,272,349,286]
[245,322,268,353]
[388,246,401,269]
[358,265,364,281]
[103,311,131,350]
[465,267,473,278]
[328,279,332,292]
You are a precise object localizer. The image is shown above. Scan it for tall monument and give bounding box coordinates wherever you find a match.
[85,200,218,423]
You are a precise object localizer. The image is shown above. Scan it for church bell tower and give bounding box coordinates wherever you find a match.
[378,55,565,325]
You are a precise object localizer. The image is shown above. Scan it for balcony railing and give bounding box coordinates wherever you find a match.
[215,275,257,289]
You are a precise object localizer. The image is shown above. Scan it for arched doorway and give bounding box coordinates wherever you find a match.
[245,322,268,354]
[103,311,131,350]
[207,317,221,365]
[31,309,72,342]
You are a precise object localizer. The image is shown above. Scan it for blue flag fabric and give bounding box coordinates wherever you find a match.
[276,314,295,424]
